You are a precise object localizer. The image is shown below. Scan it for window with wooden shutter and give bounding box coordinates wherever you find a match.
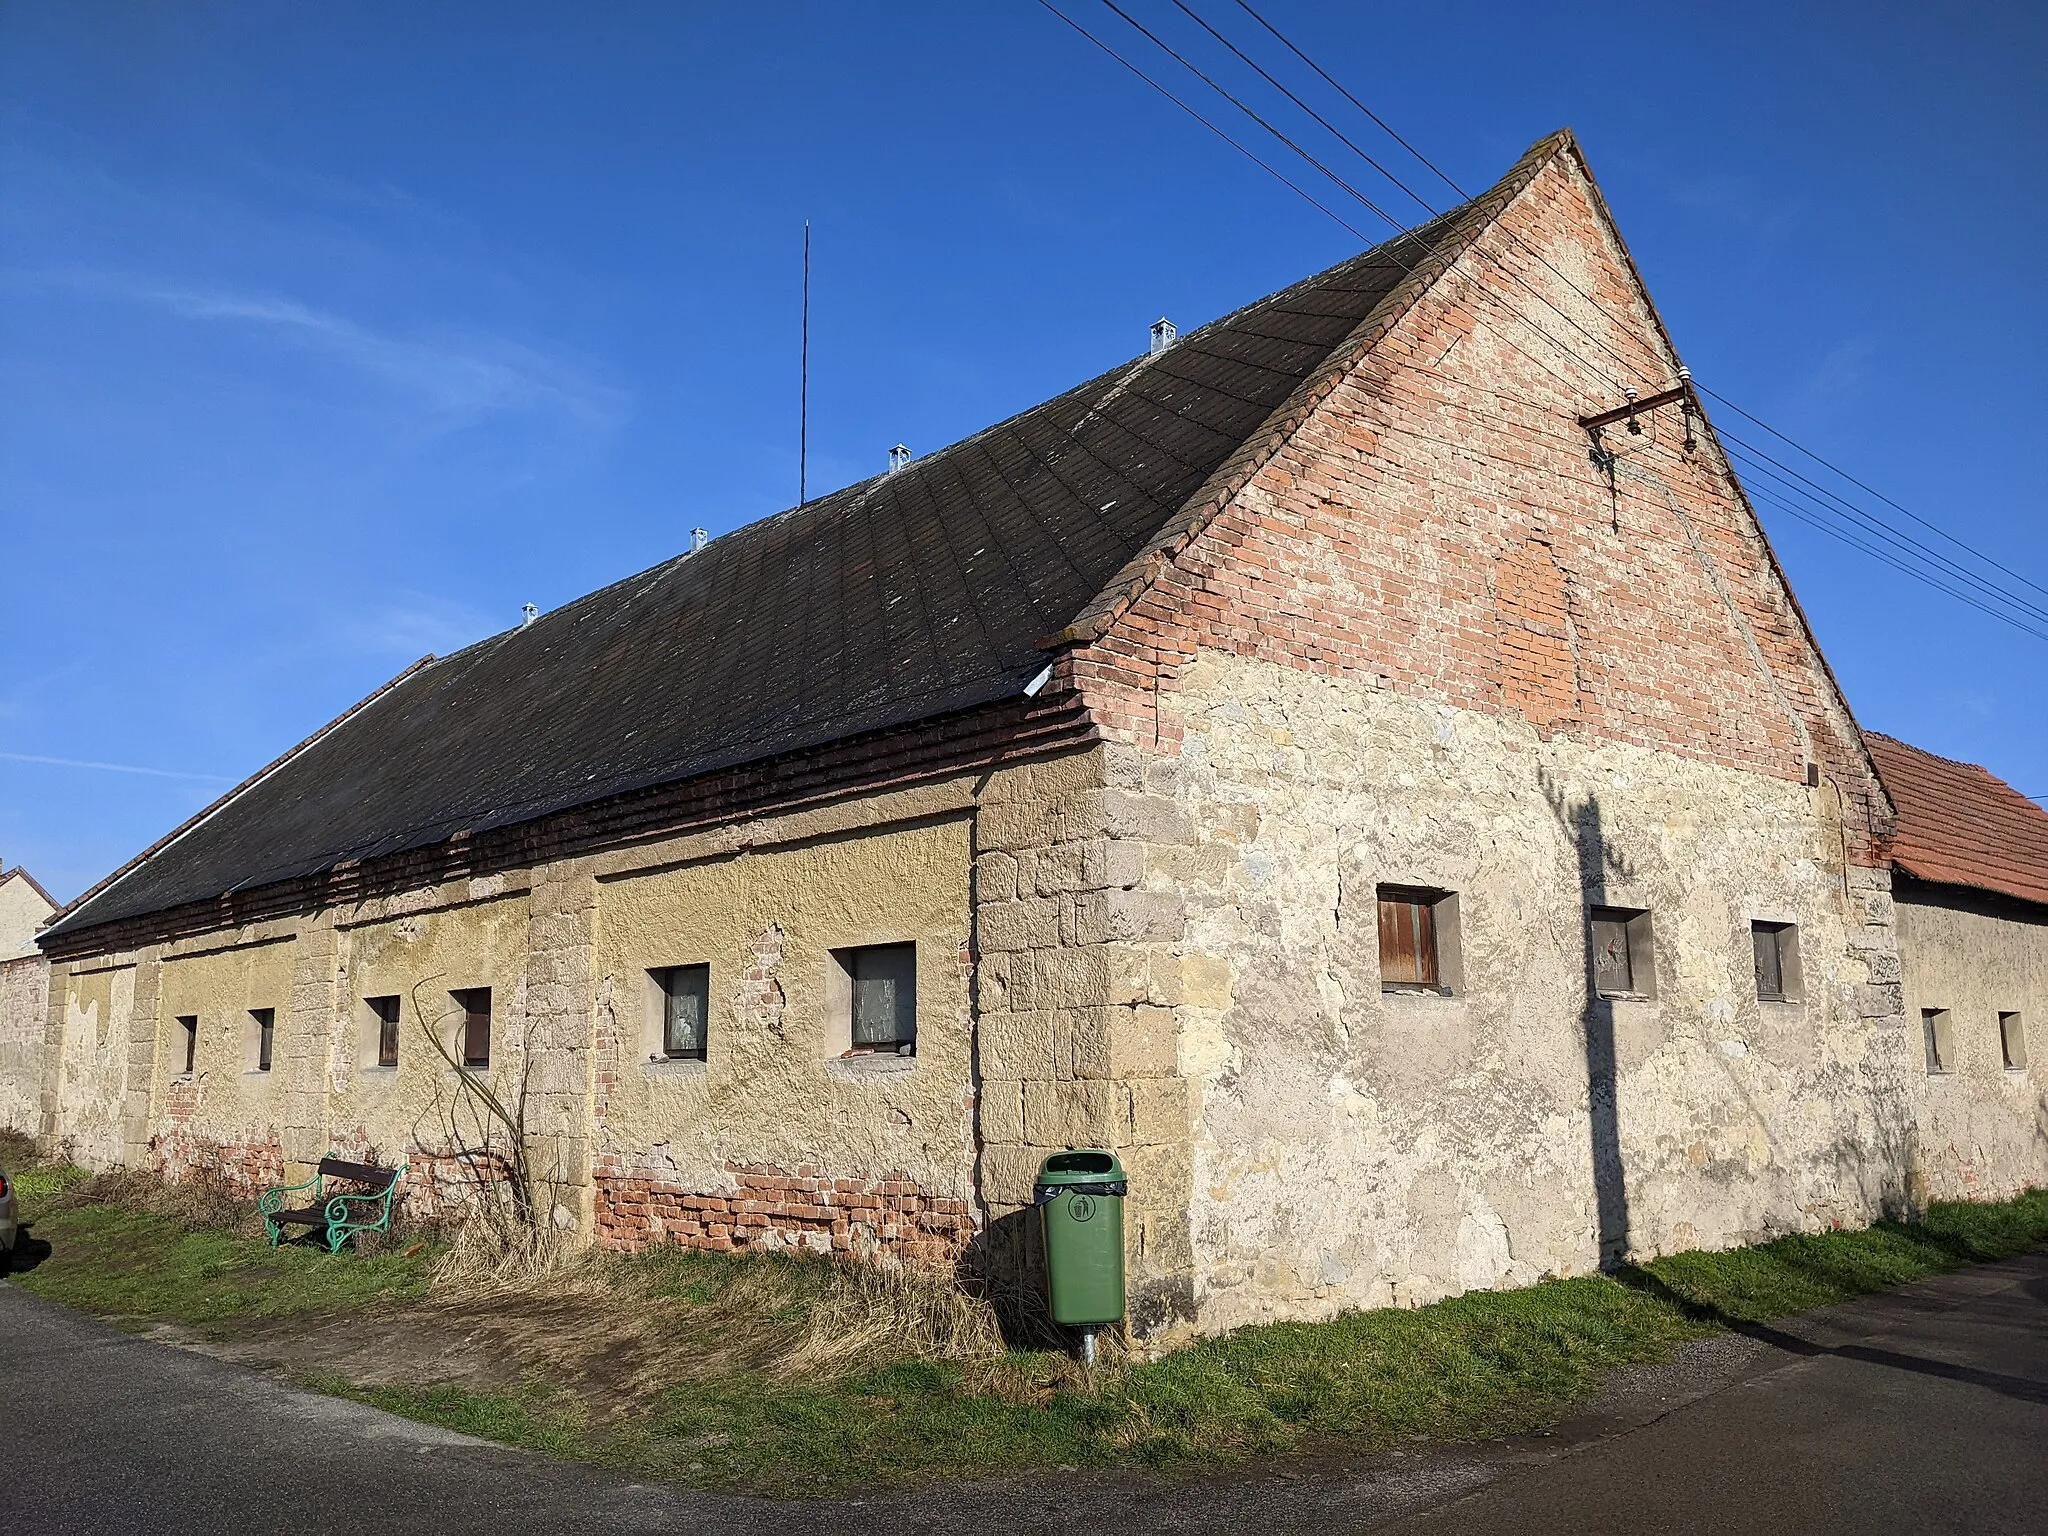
[1751,921,1798,1002]
[1377,887,1447,992]
[366,995,401,1068]
[450,987,492,1068]
[1590,907,1654,999]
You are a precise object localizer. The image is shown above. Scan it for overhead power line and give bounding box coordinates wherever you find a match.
[1034,0,1374,244]
[1061,0,1632,398]
[1039,0,2045,646]
[1195,0,2046,639]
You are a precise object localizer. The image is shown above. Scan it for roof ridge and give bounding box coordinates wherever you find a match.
[1048,129,1574,648]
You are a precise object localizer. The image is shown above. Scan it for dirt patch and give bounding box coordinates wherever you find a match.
[168,1290,759,1413]
[144,1252,1021,1424]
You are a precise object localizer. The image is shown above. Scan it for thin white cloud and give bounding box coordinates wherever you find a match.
[1786,338,1879,417]
[0,751,233,783]
[326,590,499,660]
[19,266,621,429]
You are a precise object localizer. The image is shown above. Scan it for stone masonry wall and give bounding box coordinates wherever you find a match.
[0,953,48,1136]
[1039,139,1918,1337]
[971,745,1200,1333]
[1895,884,2048,1202]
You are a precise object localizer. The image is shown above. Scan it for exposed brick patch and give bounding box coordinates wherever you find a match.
[592,1158,975,1265]
[592,972,622,1122]
[150,1127,283,1193]
[741,924,787,1037]
[1058,149,1891,868]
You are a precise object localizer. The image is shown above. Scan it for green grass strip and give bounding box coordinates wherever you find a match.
[11,1176,2045,1496]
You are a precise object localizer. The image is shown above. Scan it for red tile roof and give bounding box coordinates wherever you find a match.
[1865,734,2048,908]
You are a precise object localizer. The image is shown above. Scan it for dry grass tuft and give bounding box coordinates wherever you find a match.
[426,1198,572,1293]
[770,1257,1010,1381]
[407,1239,1017,1409]
[0,1126,37,1170]
[47,1164,267,1239]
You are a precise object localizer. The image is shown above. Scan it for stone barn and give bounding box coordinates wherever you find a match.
[15,130,2044,1340]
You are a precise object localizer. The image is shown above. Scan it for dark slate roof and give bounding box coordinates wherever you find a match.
[1865,734,2048,909]
[50,181,1505,938]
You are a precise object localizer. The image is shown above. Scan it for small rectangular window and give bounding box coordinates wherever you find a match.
[1590,907,1655,999]
[1752,921,1799,1002]
[1378,886,1456,993]
[250,1008,275,1073]
[367,995,401,1068]
[451,988,491,1069]
[177,1014,198,1075]
[1999,1012,2027,1071]
[653,965,710,1060]
[1922,1008,1954,1075]
[839,943,917,1053]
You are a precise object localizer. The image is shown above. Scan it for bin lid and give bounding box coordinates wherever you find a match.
[1034,1149,1126,1186]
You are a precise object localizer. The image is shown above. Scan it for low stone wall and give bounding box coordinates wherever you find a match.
[592,1159,976,1265]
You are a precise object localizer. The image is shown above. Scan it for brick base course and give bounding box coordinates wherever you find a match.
[593,1159,975,1265]
[150,1129,284,1193]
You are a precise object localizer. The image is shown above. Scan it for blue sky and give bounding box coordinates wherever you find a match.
[2,2,2043,902]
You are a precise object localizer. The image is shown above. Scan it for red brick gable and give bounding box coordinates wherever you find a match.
[1865,734,2048,908]
[1059,135,1890,862]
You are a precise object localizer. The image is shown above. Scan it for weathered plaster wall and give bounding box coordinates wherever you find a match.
[49,959,142,1168]
[1042,142,1918,1338]
[0,954,49,1135]
[1166,654,1911,1332]
[152,935,300,1184]
[326,887,534,1205]
[1896,883,2048,1201]
[590,813,977,1260]
[16,781,994,1260]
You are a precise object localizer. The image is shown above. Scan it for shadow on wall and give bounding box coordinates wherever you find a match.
[1540,773,1631,1269]
[1542,772,1928,1247]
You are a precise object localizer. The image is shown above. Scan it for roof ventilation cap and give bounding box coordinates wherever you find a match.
[1150,317,1177,354]
[521,602,539,628]
[888,443,912,473]
[690,527,708,554]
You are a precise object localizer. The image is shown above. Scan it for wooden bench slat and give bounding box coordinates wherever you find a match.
[316,1158,399,1189]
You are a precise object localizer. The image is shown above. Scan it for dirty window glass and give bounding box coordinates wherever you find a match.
[1591,914,1633,996]
[849,943,917,1050]
[659,965,710,1060]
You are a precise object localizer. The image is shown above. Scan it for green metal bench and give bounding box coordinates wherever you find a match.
[260,1157,406,1253]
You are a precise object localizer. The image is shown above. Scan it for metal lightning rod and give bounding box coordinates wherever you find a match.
[800,220,810,507]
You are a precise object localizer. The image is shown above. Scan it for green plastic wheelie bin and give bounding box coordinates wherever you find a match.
[1034,1149,1127,1356]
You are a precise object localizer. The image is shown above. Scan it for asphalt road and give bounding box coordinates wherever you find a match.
[4,1250,2044,1535]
